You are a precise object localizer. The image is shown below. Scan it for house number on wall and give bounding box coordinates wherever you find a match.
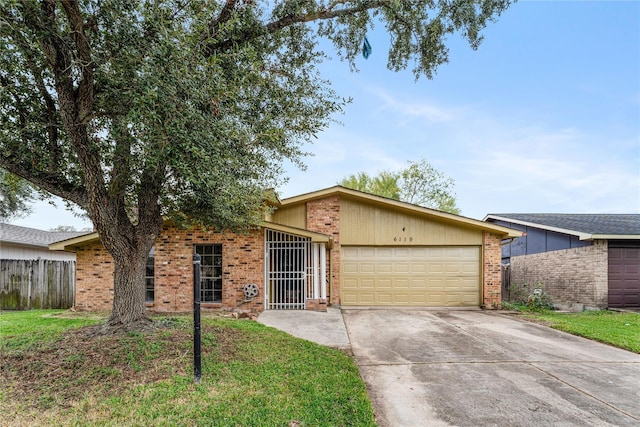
[393,236,413,242]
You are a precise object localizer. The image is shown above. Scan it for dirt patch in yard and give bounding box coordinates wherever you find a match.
[1,320,246,411]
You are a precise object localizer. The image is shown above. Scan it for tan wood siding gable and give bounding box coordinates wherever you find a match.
[270,204,307,229]
[339,198,482,246]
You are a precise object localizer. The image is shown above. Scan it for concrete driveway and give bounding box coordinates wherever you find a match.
[343,309,640,427]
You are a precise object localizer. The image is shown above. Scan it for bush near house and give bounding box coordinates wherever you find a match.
[503,283,554,311]
[1,310,376,427]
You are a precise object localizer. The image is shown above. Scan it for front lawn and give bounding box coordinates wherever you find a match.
[1,310,376,426]
[520,309,640,353]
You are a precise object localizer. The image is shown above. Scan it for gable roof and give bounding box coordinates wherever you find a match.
[483,214,640,240]
[280,186,522,238]
[0,223,87,249]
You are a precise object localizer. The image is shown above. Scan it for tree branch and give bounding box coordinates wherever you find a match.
[205,0,389,54]
[265,0,386,33]
[0,153,88,207]
[60,0,94,123]
[30,0,108,220]
[201,0,239,42]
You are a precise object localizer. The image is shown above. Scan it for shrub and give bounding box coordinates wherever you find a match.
[505,283,553,312]
[526,287,554,311]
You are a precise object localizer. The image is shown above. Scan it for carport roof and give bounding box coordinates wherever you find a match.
[483,214,640,240]
[279,186,523,238]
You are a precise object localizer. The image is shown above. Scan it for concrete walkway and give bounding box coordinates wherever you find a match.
[257,306,351,351]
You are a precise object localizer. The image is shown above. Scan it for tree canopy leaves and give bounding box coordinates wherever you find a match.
[0,0,511,232]
[0,169,34,220]
[0,0,511,327]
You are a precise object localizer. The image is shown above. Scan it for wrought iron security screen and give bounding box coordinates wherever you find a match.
[265,230,311,310]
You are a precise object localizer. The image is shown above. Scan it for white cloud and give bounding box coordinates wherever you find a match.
[367,86,456,124]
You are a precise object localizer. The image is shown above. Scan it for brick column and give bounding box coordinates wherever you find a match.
[482,232,502,309]
[305,196,341,305]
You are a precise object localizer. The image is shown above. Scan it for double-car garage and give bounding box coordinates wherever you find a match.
[341,246,481,306]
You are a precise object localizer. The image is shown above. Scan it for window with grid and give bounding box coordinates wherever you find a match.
[195,244,222,303]
[145,246,155,303]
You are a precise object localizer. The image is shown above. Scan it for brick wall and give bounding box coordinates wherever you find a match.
[74,225,265,313]
[509,240,608,309]
[154,225,264,313]
[305,196,341,305]
[482,232,503,309]
[75,242,114,311]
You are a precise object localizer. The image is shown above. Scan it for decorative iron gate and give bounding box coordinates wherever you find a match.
[265,230,310,310]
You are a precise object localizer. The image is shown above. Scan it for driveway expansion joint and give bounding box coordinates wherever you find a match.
[529,361,640,422]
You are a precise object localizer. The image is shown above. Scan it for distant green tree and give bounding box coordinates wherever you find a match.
[339,171,400,199]
[339,158,460,214]
[400,159,460,214]
[49,225,78,232]
[1,0,510,330]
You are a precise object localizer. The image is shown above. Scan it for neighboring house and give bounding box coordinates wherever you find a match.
[50,186,520,313]
[484,214,640,310]
[0,223,86,309]
[0,223,84,261]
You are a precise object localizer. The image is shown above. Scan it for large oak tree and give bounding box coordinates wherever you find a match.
[0,0,513,330]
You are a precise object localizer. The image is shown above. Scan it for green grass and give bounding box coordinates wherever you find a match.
[0,310,376,426]
[521,310,640,353]
[0,309,101,351]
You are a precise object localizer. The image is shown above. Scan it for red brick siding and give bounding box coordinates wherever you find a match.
[74,225,265,313]
[305,196,341,304]
[509,240,608,309]
[75,242,115,311]
[482,232,503,309]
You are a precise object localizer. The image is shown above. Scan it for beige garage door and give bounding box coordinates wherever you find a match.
[341,246,481,306]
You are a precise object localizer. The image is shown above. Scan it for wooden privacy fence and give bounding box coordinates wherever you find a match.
[0,259,75,310]
[501,264,511,301]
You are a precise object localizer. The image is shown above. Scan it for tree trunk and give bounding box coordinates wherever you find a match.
[107,246,152,330]
[95,215,161,332]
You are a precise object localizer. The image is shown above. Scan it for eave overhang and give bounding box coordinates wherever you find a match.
[49,232,100,251]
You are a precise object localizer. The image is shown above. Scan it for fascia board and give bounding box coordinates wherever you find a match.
[587,235,640,241]
[48,232,100,251]
[262,221,333,246]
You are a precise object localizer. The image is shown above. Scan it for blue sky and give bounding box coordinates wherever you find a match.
[12,0,640,230]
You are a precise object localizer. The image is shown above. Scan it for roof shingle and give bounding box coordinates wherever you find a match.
[485,214,640,236]
[0,223,88,248]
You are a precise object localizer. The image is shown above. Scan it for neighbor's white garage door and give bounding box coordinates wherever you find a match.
[341,246,481,306]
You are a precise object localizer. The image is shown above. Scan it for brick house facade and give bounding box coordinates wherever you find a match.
[509,241,609,310]
[485,214,640,310]
[53,187,520,313]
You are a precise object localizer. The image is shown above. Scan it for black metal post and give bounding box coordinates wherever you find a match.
[193,253,202,384]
